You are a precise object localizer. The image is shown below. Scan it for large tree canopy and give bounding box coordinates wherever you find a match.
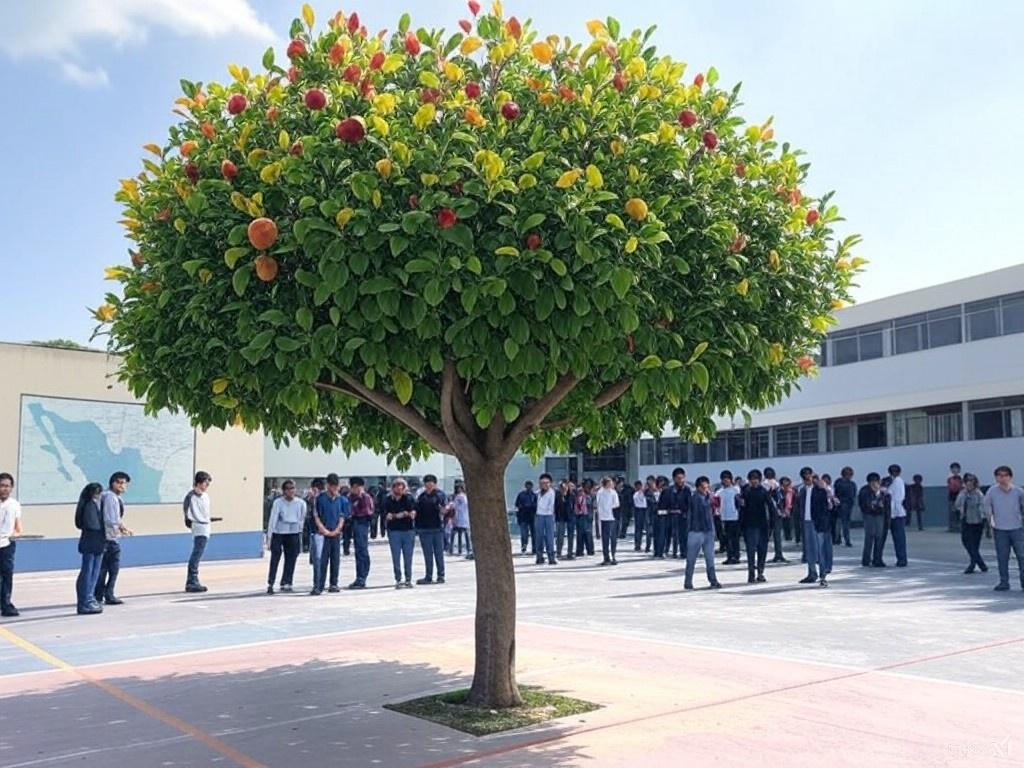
[101,3,860,467]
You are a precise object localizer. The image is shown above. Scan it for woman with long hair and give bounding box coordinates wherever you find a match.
[75,482,106,615]
[955,473,988,574]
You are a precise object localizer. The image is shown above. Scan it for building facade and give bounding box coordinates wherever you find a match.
[1,343,264,571]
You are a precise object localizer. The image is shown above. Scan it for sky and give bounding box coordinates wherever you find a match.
[1,0,1022,345]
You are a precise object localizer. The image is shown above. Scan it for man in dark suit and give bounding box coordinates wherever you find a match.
[796,467,832,586]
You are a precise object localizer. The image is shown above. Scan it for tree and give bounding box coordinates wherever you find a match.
[31,339,94,351]
[98,3,861,708]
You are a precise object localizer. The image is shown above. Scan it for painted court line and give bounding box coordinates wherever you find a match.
[0,625,267,768]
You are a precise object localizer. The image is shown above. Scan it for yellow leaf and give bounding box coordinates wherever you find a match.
[372,189,382,208]
[419,71,441,89]
[228,63,244,82]
[835,258,851,271]
[369,115,390,136]
[851,256,869,268]
[627,164,640,182]
[492,1,503,18]
[104,266,129,280]
[711,95,727,114]
[657,121,676,143]
[625,236,638,254]
[382,54,404,74]
[278,130,290,149]
[832,299,847,309]
[768,250,781,271]
[336,207,354,228]
[392,141,411,165]
[585,164,604,189]
[555,169,581,189]
[95,304,117,322]
[142,143,163,157]
[373,93,397,115]
[625,57,647,78]
[212,378,230,395]
[230,192,250,214]
[610,139,625,156]
[443,61,464,82]
[531,41,553,64]
[523,151,546,170]
[174,218,187,234]
[375,158,393,178]
[412,102,436,130]
[420,173,439,187]
[585,19,608,37]
[302,2,315,28]
[236,123,252,151]
[605,213,625,230]
[735,278,749,296]
[746,125,762,142]
[460,36,483,55]
[769,343,784,364]
[259,162,282,184]
[199,268,213,283]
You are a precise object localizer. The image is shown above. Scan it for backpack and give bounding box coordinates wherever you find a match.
[182,491,196,528]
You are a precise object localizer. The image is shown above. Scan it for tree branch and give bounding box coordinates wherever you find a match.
[541,378,633,430]
[501,373,581,460]
[315,375,455,455]
[440,360,482,462]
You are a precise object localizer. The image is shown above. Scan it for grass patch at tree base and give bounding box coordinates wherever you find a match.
[383,685,601,736]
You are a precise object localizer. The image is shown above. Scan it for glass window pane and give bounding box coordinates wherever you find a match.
[727,431,747,461]
[927,316,962,348]
[749,429,770,459]
[1011,408,1024,438]
[833,336,858,365]
[859,330,883,360]
[893,324,921,355]
[709,437,728,462]
[639,439,656,465]
[968,309,999,341]
[1001,296,1024,336]
[973,411,1004,440]
[691,443,708,463]
[828,422,852,452]
[800,424,819,454]
[857,418,887,449]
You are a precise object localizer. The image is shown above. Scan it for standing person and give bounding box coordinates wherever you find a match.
[657,468,689,560]
[451,484,472,557]
[415,474,447,585]
[763,468,788,563]
[0,473,24,617]
[574,484,595,557]
[184,471,214,593]
[555,480,576,560]
[820,473,840,545]
[833,467,857,548]
[534,473,558,565]
[303,478,324,555]
[947,463,964,532]
[595,477,620,565]
[715,471,741,565]
[886,464,909,567]
[311,474,348,595]
[632,480,648,552]
[984,466,1024,592]
[779,476,796,542]
[906,474,926,531]
[371,483,388,540]
[739,469,772,583]
[266,480,305,594]
[74,482,106,615]
[859,473,887,567]
[384,478,416,588]
[955,474,988,574]
[514,481,537,556]
[684,476,721,590]
[95,472,133,606]
[643,476,659,553]
[617,477,633,540]
[796,467,831,586]
[347,477,375,589]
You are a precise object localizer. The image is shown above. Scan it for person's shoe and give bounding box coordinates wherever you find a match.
[465,554,475,560]
[994,583,1010,592]
[395,581,403,589]
[436,577,445,584]
[416,577,433,585]
[747,577,756,584]
[566,555,575,560]
[873,562,887,568]
[634,546,641,552]
[709,582,722,589]
[548,559,558,565]
[600,560,611,566]
[896,562,908,568]
[1,607,20,617]
[328,585,340,593]
[309,588,323,596]
[980,564,989,572]
[655,555,665,560]
[535,558,545,565]
[281,585,293,593]
[845,542,853,548]
[266,585,275,594]
[964,566,976,574]
[404,580,414,588]
[611,559,618,565]
[77,605,103,615]
[756,575,767,583]
[819,578,829,587]
[799,576,817,584]
[185,584,208,593]
[347,581,365,590]
[684,583,694,590]
[104,597,124,605]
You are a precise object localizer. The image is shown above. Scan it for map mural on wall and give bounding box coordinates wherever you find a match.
[17,395,195,504]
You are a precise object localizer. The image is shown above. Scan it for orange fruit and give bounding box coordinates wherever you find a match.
[255,254,279,282]
[247,218,278,250]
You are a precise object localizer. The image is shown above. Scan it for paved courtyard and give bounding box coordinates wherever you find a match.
[0,529,1021,767]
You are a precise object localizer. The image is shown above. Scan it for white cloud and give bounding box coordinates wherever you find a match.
[0,0,274,86]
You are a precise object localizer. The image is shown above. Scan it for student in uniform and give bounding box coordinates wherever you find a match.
[266,480,306,594]
[414,474,447,585]
[347,477,375,589]
[955,474,988,574]
[0,473,24,617]
[311,474,348,595]
[833,467,857,548]
[384,478,417,588]
[184,471,214,593]
[74,482,106,615]
[859,473,887,568]
[632,480,648,552]
[684,477,721,590]
[739,469,773,583]
[715,471,741,565]
[95,472,134,606]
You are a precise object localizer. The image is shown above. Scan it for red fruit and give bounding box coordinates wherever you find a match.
[265,106,279,121]
[558,85,576,101]
[290,141,303,156]
[693,72,705,87]
[506,16,522,39]
[459,19,472,33]
[677,109,697,128]
[501,100,520,120]
[255,254,279,282]
[468,0,481,16]
[525,233,542,250]
[405,31,421,56]
[304,88,326,110]
[437,208,457,229]
[464,81,481,99]
[130,249,145,266]
[797,355,815,372]
[343,64,361,84]
[421,87,440,103]
[369,51,385,70]
[347,12,360,33]
[155,209,170,222]
[330,41,347,65]
[729,233,748,253]
[200,122,215,140]
[408,194,419,209]
[806,209,821,226]
[735,162,746,178]
[360,77,374,98]
[286,39,307,59]
[287,66,299,82]
[184,162,199,183]
[612,72,626,92]
[221,159,238,180]
[702,130,718,150]
[226,93,247,115]
[248,218,278,250]
[335,117,366,143]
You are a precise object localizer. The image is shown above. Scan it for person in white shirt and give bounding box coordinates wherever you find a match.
[886,464,908,567]
[596,477,621,565]
[714,471,742,565]
[0,473,24,617]
[631,480,648,553]
[534,473,558,565]
[267,480,307,593]
[185,471,214,593]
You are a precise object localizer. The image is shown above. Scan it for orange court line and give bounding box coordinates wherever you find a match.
[0,625,267,768]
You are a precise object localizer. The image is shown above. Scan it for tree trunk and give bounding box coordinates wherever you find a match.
[462,457,522,708]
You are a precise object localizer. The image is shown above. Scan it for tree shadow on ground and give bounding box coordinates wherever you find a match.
[0,657,590,768]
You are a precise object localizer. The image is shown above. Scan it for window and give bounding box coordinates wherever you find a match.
[691,442,708,463]
[827,324,886,366]
[926,306,963,348]
[893,315,925,355]
[969,397,1024,440]
[856,414,887,449]
[639,439,656,465]
[893,403,962,445]
[582,444,626,473]
[727,431,747,461]
[657,438,687,464]
[709,436,728,462]
[749,429,770,459]
[1002,294,1024,335]
[827,419,854,452]
[859,326,884,360]
[832,333,858,366]
[775,422,819,456]
[966,299,999,341]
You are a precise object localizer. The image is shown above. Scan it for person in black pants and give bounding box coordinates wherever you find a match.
[631,480,648,552]
[617,477,633,539]
[267,480,306,593]
[859,473,887,568]
[955,474,988,574]
[414,475,447,584]
[514,481,537,556]
[659,469,690,559]
[833,467,857,547]
[739,469,773,583]
[311,474,347,595]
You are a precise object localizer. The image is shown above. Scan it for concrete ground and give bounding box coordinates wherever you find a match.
[0,528,1021,767]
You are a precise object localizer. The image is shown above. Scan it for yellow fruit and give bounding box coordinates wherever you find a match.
[555,169,582,188]
[736,278,749,296]
[375,158,393,178]
[460,36,483,55]
[586,19,607,37]
[585,164,604,189]
[531,41,553,64]
[624,197,648,221]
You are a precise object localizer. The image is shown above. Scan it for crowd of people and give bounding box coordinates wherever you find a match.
[0,460,1023,619]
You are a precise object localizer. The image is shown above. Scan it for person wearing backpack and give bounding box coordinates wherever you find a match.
[184,471,213,593]
[75,482,106,614]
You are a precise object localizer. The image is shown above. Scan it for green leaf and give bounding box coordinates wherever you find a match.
[639,354,662,369]
[550,258,567,277]
[232,266,251,296]
[502,403,521,422]
[392,369,413,405]
[363,368,376,389]
[185,192,207,216]
[439,223,474,251]
[405,258,435,273]
[664,359,684,370]
[619,306,639,333]
[295,269,319,288]
[606,16,620,39]
[424,278,447,306]
[275,337,302,352]
[296,307,313,332]
[258,309,288,325]
[495,246,520,257]
[262,46,275,69]
[228,224,248,246]
[605,213,626,231]
[390,235,410,257]
[362,276,393,294]
[610,268,633,300]
[706,66,719,86]
[466,256,482,275]
[688,341,710,363]
[692,361,710,393]
[350,250,369,275]
[521,213,546,232]
[398,12,411,33]
[503,338,519,360]
[224,247,248,268]
[248,329,275,351]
